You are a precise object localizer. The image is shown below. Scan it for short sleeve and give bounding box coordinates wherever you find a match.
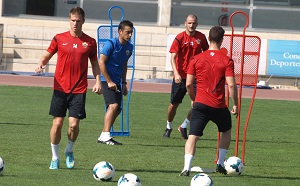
[101,39,114,57]
[169,35,181,54]
[47,36,58,54]
[187,56,196,75]
[89,38,98,61]
[225,58,235,77]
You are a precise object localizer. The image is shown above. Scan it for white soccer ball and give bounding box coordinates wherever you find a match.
[0,157,4,175]
[118,173,142,186]
[92,161,115,181]
[190,173,213,186]
[224,156,244,175]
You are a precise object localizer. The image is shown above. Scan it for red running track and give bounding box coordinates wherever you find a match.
[0,74,299,101]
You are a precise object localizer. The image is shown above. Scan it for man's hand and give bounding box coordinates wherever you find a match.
[92,84,102,95]
[108,82,119,92]
[35,65,45,73]
[174,74,182,84]
[231,105,238,117]
[122,85,128,96]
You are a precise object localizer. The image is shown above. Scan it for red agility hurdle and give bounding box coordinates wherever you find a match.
[215,11,261,164]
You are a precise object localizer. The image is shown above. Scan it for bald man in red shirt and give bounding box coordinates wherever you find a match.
[163,14,209,139]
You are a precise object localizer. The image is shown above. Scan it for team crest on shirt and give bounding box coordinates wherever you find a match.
[126,50,130,56]
[196,39,201,44]
[82,42,88,48]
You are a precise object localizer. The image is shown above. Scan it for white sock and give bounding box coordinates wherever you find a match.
[99,132,111,141]
[183,154,194,171]
[166,121,172,129]
[217,148,228,165]
[51,143,60,161]
[180,118,190,128]
[65,140,75,153]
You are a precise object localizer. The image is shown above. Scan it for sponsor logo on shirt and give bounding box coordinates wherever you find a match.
[82,42,88,48]
[126,50,130,56]
[62,43,68,46]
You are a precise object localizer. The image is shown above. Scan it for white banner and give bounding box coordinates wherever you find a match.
[165,34,176,71]
[258,39,267,75]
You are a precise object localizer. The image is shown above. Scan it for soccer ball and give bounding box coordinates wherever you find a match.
[190,173,213,186]
[92,161,115,181]
[0,157,4,175]
[224,156,244,175]
[118,173,142,186]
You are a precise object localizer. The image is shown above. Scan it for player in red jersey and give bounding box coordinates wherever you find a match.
[180,26,238,176]
[163,14,209,139]
[35,7,101,170]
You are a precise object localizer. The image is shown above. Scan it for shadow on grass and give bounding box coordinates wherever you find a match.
[136,143,217,150]
[0,174,18,178]
[73,166,181,174]
[116,168,181,174]
[134,143,185,148]
[63,167,300,181]
[242,174,300,181]
[234,139,299,144]
[138,136,298,145]
[0,122,36,126]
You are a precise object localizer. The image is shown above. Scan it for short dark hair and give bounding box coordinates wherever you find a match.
[69,7,85,19]
[186,14,198,21]
[209,26,225,43]
[118,20,133,31]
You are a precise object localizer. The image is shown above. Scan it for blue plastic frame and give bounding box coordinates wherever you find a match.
[97,6,135,136]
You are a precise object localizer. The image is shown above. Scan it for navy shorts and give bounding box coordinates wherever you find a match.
[101,81,122,110]
[49,90,86,119]
[170,78,196,104]
[189,102,232,136]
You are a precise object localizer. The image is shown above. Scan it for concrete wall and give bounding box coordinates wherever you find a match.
[1,16,300,84]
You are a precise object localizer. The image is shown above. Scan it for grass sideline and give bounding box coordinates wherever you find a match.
[0,85,299,186]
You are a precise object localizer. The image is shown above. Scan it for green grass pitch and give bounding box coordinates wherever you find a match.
[0,85,299,185]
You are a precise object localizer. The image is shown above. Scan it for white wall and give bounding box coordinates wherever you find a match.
[1,16,300,80]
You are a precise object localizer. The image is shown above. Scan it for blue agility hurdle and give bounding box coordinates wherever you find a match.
[97,6,136,136]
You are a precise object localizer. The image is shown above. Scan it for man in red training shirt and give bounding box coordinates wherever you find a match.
[163,14,209,139]
[35,7,101,170]
[180,26,238,176]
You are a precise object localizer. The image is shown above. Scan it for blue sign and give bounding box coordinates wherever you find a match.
[267,40,300,77]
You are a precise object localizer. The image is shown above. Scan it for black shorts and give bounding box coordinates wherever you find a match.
[170,78,196,104]
[49,90,86,119]
[189,102,232,136]
[101,81,122,110]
